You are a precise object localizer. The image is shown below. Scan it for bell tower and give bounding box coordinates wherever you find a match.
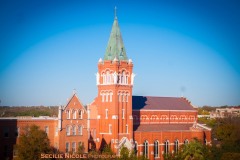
[95,7,135,153]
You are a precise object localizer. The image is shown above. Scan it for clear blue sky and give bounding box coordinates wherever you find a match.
[0,0,239,107]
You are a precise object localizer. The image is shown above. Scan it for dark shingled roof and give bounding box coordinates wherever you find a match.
[134,124,193,132]
[132,96,196,110]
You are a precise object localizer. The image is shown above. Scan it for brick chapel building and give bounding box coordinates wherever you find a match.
[0,9,211,160]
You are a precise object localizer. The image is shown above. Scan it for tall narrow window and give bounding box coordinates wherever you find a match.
[126,94,129,102]
[45,126,49,135]
[174,140,179,153]
[109,124,112,134]
[184,139,189,145]
[66,126,70,136]
[122,93,125,102]
[154,141,159,158]
[67,110,70,119]
[73,110,76,119]
[105,109,108,119]
[79,110,83,119]
[122,71,126,84]
[118,93,122,102]
[66,142,69,152]
[122,109,125,119]
[126,125,128,133]
[164,140,169,154]
[101,93,105,102]
[143,140,148,158]
[106,71,110,84]
[72,126,76,135]
[78,125,83,135]
[72,142,76,153]
[106,93,109,102]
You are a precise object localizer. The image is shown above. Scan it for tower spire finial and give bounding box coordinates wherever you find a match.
[114,6,117,19]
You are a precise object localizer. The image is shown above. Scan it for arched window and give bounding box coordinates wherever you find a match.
[66,126,70,136]
[122,93,126,102]
[101,93,105,102]
[143,140,148,158]
[102,73,106,84]
[118,93,122,102]
[126,93,129,102]
[72,142,76,153]
[109,92,113,102]
[164,140,169,154]
[154,140,159,158]
[79,110,83,119]
[72,125,76,135]
[106,92,109,102]
[73,110,76,119]
[122,71,126,84]
[106,71,110,84]
[184,139,189,145]
[174,139,179,153]
[78,125,83,135]
[66,110,70,119]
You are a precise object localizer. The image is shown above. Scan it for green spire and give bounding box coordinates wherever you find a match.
[104,7,128,61]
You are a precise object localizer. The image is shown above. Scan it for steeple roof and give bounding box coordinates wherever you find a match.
[104,7,128,61]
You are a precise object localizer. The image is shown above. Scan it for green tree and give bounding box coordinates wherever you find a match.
[119,146,130,160]
[180,138,204,160]
[16,125,52,160]
[77,142,85,154]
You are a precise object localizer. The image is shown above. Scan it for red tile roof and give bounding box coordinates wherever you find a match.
[134,124,193,132]
[132,96,196,110]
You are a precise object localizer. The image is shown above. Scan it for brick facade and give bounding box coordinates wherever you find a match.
[0,12,211,160]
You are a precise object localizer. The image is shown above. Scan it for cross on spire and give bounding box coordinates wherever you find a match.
[114,6,117,19]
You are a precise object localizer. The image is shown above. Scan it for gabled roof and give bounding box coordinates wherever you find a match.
[132,96,196,111]
[103,8,128,61]
[62,93,86,111]
[134,124,193,132]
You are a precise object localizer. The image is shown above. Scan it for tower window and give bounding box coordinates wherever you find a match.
[126,125,128,133]
[101,93,105,102]
[126,94,129,102]
[122,109,125,119]
[118,93,122,102]
[106,93,109,102]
